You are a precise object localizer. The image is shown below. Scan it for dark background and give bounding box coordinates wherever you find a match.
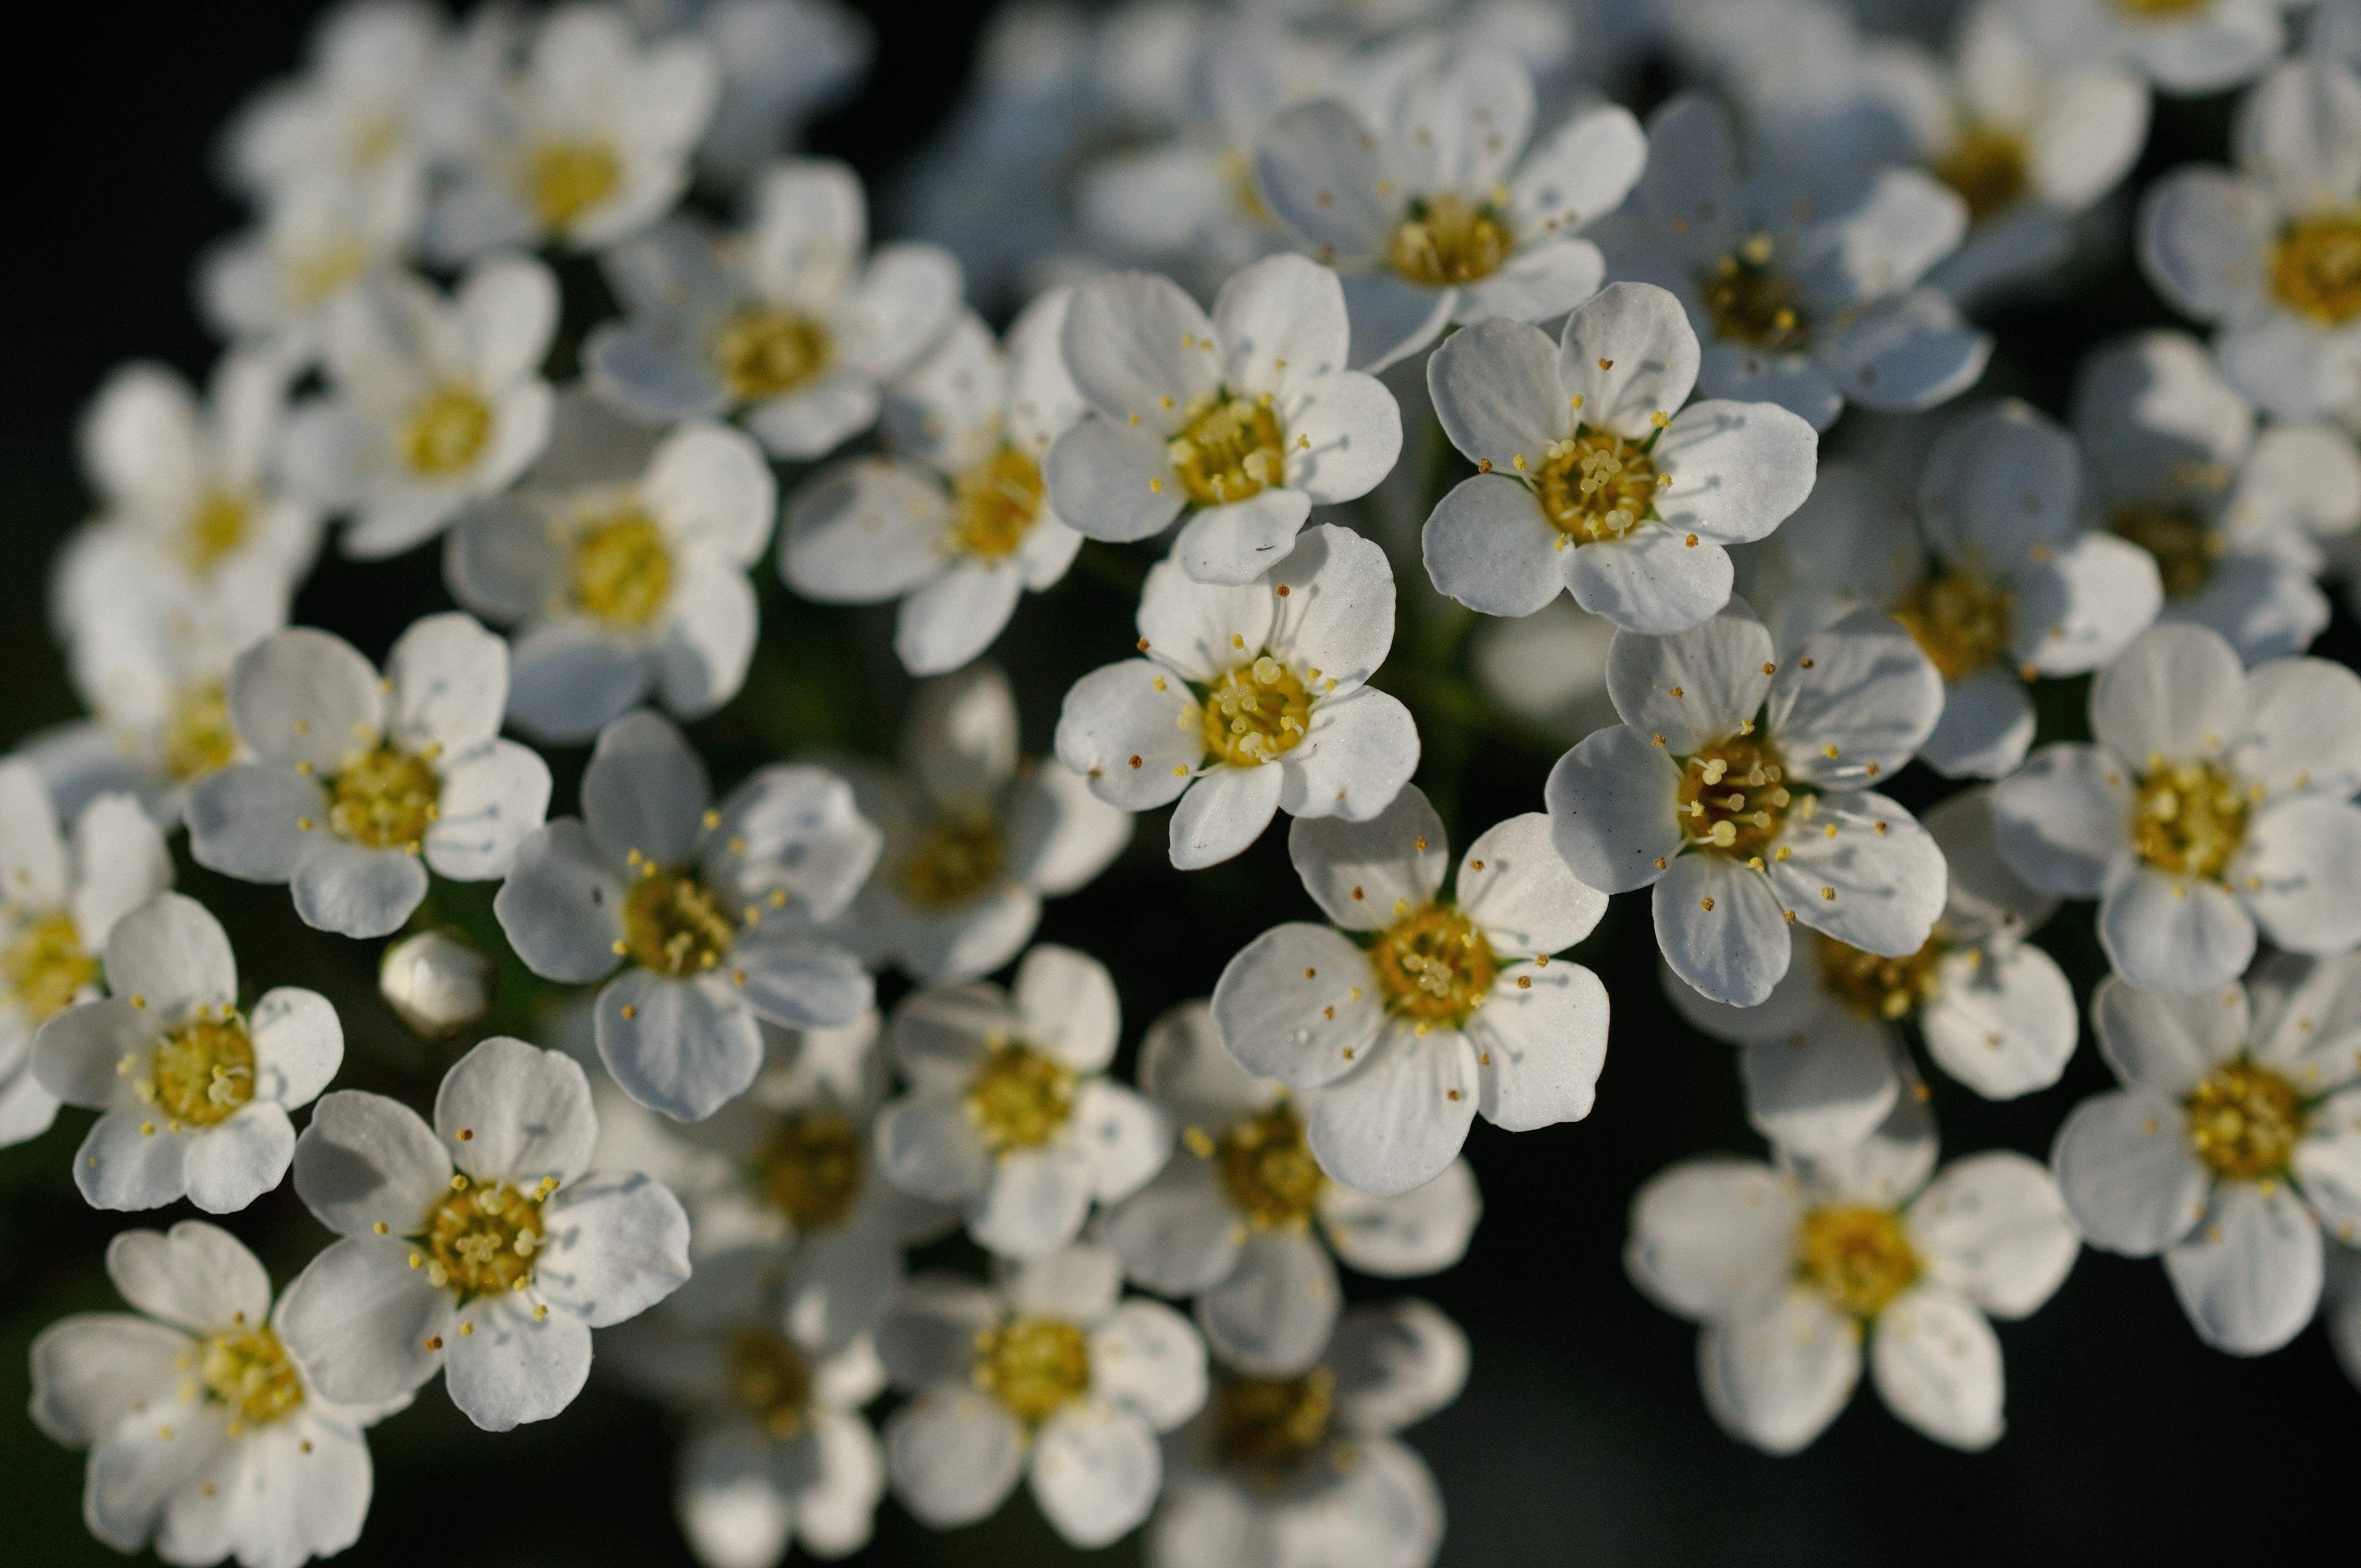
[2,6,2354,1566]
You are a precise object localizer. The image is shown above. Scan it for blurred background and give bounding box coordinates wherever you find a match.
[1,4,2354,1565]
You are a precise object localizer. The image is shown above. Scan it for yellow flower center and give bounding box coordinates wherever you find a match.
[966,1043,1076,1152]
[715,309,833,401]
[400,384,494,477]
[164,682,236,782]
[623,868,736,976]
[527,139,621,230]
[898,811,1006,909]
[1894,570,2012,683]
[571,511,674,626]
[1536,431,1660,543]
[1932,127,2030,222]
[1818,932,1945,1022]
[1216,1366,1335,1471]
[1199,657,1312,767]
[759,1111,863,1230]
[330,746,442,851]
[1678,736,1792,858]
[2131,758,2249,881]
[290,238,370,307]
[2111,503,2221,600]
[1704,236,1810,351]
[1168,394,1287,507]
[421,1178,546,1301]
[2114,0,2215,15]
[950,447,1045,557]
[182,492,252,574]
[3,911,96,1023]
[1223,148,1271,224]
[2184,1060,2304,1180]
[1369,904,1498,1028]
[730,1328,814,1439]
[1798,1206,1918,1320]
[2271,213,2361,324]
[1215,1105,1326,1229]
[150,1012,257,1128]
[972,1317,1091,1424]
[1390,193,1511,286]
[201,1326,304,1430]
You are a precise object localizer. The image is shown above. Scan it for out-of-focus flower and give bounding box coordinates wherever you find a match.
[219,0,448,203]
[2052,959,2361,1354]
[2328,1242,2361,1390]
[2014,0,2293,97]
[379,929,496,1038]
[1992,622,2361,994]
[628,0,873,189]
[1468,598,1620,740]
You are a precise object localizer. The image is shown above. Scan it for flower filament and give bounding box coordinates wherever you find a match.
[201,1326,304,1431]
[399,384,493,477]
[950,447,1045,557]
[1932,127,2030,221]
[1704,235,1810,351]
[1537,430,1660,544]
[2270,212,2361,324]
[899,812,1005,908]
[1678,736,1791,858]
[2110,503,2221,600]
[1368,904,1498,1028]
[164,682,236,782]
[2130,758,2248,881]
[759,1110,863,1229]
[1198,656,1312,767]
[2184,1060,2303,1180]
[1818,933,1944,1022]
[623,865,737,976]
[1797,1207,1917,1320]
[421,1176,546,1300]
[966,1042,1077,1152]
[4,911,96,1023]
[1215,1105,1325,1229]
[570,509,673,626]
[730,1327,814,1438]
[1390,193,1511,286]
[1169,393,1286,507]
[330,747,441,851]
[1894,570,2012,683]
[715,309,831,401]
[972,1317,1090,1424]
[146,1010,257,1127]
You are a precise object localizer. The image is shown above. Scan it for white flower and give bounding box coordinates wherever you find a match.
[2140,56,2361,420]
[446,393,777,742]
[1054,522,1420,869]
[1042,257,1402,584]
[1546,598,1948,1007]
[2051,959,2361,1354]
[877,1244,1207,1548]
[1422,281,1819,635]
[277,1036,692,1430]
[187,614,552,940]
[29,1221,402,1568]
[1753,404,2162,781]
[1669,788,2077,1157]
[583,159,962,459]
[829,663,1129,985]
[425,1,719,261]
[494,710,878,1121]
[784,290,1089,674]
[1252,48,1646,371]
[2072,330,2361,665]
[33,891,341,1213]
[0,764,170,1147]
[1151,1298,1467,1568]
[219,0,448,203]
[1105,1000,1481,1375]
[1597,92,1989,432]
[1628,1101,2080,1452]
[649,0,875,189]
[1212,785,1607,1197]
[873,944,1169,1259]
[2012,0,2293,96]
[1467,598,1620,741]
[605,1243,890,1568]
[199,173,422,365]
[281,253,558,560]
[1990,622,2361,994]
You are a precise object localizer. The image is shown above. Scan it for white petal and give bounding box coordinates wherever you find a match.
[1653,854,1793,1008]
[1169,763,1285,869]
[1421,472,1566,618]
[1171,490,1312,585]
[2052,1089,2209,1256]
[1265,522,1398,695]
[1543,725,1684,895]
[2098,867,2255,997]
[443,1290,594,1430]
[1195,1228,1339,1377]
[1740,1021,1900,1159]
[1013,944,1121,1072]
[1452,236,1605,326]
[2092,972,2248,1098]
[581,709,708,868]
[1041,417,1186,543]
[1555,282,1702,442]
[435,1036,596,1185]
[1921,945,2079,1100]
[1318,1155,1482,1277]
[782,458,949,603]
[1253,99,1390,261]
[2239,796,2361,959]
[2163,1179,2324,1355]
[1654,400,1819,546]
[1768,608,1944,787]
[292,1090,452,1237]
[1089,1298,1207,1429]
[970,1146,1096,1259]
[885,1386,1024,1528]
[106,1220,270,1333]
[2229,654,2361,800]
[1060,270,1221,433]
[1211,923,1386,1090]
[1907,1152,2080,1320]
[1052,659,1202,812]
[182,1105,296,1214]
[291,840,428,939]
[1468,958,1608,1132]
[73,1109,193,1210]
[1624,1157,1801,1320]
[2090,623,2245,765]
[1869,1284,2004,1451]
[535,1168,692,1327]
[1700,1290,1859,1455]
[504,620,650,744]
[1069,1079,1171,1202]
[1427,317,1569,469]
[894,562,1023,676]
[275,1236,451,1406]
[656,562,760,718]
[1213,252,1349,396]
[1287,783,1446,931]
[675,1418,793,1568]
[1568,523,1736,636]
[423,739,551,881]
[1603,598,1774,750]
[997,1243,1123,1321]
[1510,104,1648,253]
[102,891,237,1020]
[1102,1157,1242,1295]
[493,819,628,983]
[743,373,882,462]
[1030,1404,1160,1548]
[1815,290,1990,414]
[1767,794,1947,960]
[1301,1025,1479,1199]
[1989,743,2132,898]
[2293,1086,2361,1237]
[27,1313,188,1446]
[1918,672,2036,780]
[2011,534,2164,678]
[384,611,508,756]
[225,628,382,770]
[596,970,766,1123]
[875,1275,997,1389]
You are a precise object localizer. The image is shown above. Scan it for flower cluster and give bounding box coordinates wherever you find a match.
[13,1,2361,1564]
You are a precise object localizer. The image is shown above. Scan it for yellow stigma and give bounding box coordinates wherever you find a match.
[1167,394,1286,507]
[4,911,97,1023]
[1198,656,1312,767]
[422,1179,545,1300]
[2270,213,2361,324]
[1894,570,2012,683]
[1389,193,1511,286]
[1368,904,1497,1029]
[201,1326,304,1428]
[1797,1207,1918,1320]
[623,869,736,976]
[1817,932,1944,1022]
[1216,1104,1326,1230]
[966,1043,1077,1152]
[152,1013,257,1128]
[730,1328,814,1439]
[399,384,493,477]
[163,682,236,782]
[1932,127,2030,222]
[899,812,1006,909]
[1536,430,1658,543]
[971,1317,1091,1424]
[715,309,833,401]
[570,510,673,625]
[1217,1366,1335,1471]
[2185,1060,2304,1180]
[181,491,252,574]
[2111,503,2222,600]
[950,447,1045,557]
[759,1111,863,1230]
[2131,758,2248,881]
[1678,736,1792,858]
[329,747,440,850]
[1703,236,1809,351]
[526,139,621,230]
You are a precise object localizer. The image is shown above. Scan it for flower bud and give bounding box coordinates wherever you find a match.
[379,930,495,1038]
